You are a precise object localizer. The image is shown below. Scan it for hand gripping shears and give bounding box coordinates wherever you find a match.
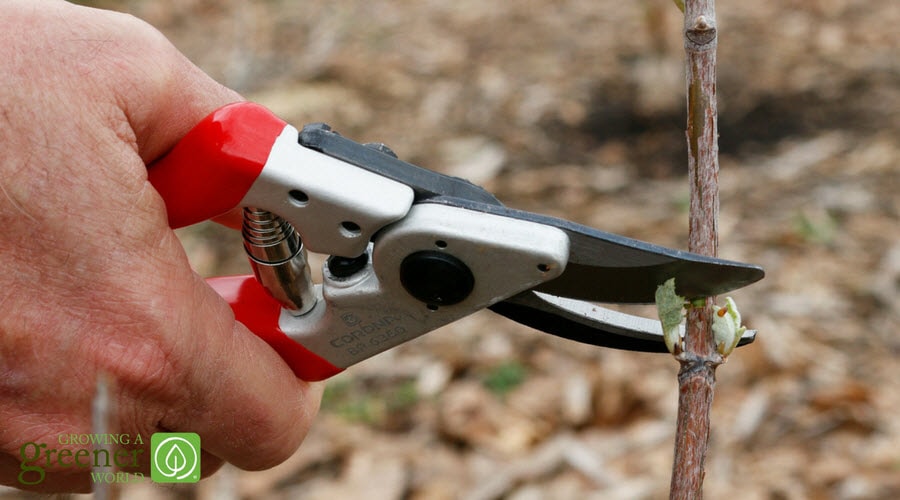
[149,102,764,381]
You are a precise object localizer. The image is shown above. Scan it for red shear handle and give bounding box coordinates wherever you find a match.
[148,102,287,229]
[150,103,343,381]
[207,276,342,381]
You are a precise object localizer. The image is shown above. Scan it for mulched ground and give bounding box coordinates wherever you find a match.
[4,0,897,498]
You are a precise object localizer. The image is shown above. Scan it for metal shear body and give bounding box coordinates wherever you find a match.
[150,102,764,380]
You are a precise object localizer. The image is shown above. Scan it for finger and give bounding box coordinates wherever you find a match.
[0,453,90,494]
[97,223,324,470]
[54,2,244,164]
[157,278,325,469]
[199,451,225,479]
[165,302,326,470]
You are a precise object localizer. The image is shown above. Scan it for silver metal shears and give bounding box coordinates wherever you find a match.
[149,102,764,380]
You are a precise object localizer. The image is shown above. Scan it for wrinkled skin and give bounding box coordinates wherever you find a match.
[0,1,322,492]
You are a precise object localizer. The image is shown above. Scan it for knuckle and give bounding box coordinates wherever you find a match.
[224,383,320,471]
[228,403,306,470]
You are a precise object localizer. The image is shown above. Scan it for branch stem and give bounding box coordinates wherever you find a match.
[670,0,721,498]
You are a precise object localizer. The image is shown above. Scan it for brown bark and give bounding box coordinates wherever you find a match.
[669,1,722,499]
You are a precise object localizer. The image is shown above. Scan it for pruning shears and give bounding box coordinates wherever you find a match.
[149,102,764,381]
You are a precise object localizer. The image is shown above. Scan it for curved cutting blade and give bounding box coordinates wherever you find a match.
[536,220,765,302]
[436,199,765,303]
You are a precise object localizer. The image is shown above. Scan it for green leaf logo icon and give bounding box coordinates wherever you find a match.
[151,433,200,483]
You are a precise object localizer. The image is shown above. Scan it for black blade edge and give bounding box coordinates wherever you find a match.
[488,298,756,352]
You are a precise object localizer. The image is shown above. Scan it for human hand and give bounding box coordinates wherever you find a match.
[0,1,322,492]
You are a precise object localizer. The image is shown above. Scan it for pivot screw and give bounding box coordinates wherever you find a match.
[327,253,369,278]
[400,251,474,307]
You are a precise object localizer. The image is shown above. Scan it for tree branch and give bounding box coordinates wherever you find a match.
[669,0,722,498]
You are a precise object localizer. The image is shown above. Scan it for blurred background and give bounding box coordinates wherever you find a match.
[5,0,898,498]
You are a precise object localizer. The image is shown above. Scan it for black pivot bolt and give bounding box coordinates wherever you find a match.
[400,251,474,307]
[327,253,369,278]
